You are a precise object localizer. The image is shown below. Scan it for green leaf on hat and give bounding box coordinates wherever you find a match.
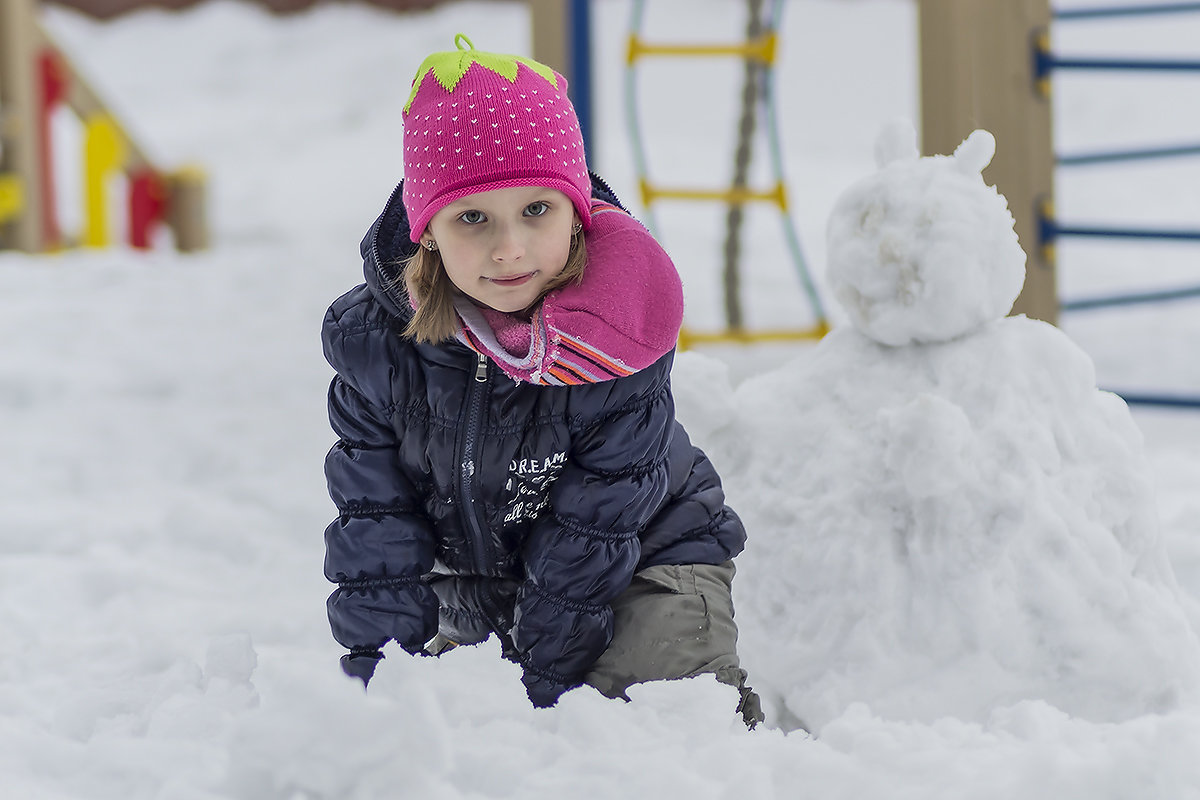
[404,34,560,114]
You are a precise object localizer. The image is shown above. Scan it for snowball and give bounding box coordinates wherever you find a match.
[825,125,1027,346]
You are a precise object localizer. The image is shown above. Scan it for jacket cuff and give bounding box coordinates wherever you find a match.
[521,666,578,708]
[340,648,384,687]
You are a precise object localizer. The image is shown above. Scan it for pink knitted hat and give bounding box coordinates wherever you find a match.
[402,34,592,242]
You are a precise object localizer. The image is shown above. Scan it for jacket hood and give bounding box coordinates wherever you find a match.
[361,173,626,323]
[361,181,420,323]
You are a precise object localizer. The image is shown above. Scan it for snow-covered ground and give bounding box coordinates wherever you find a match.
[3,1,1200,797]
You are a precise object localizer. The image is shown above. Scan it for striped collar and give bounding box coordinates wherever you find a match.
[454,298,636,385]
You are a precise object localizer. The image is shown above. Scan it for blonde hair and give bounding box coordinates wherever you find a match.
[401,233,588,344]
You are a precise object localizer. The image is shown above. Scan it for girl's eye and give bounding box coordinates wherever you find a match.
[459,210,486,225]
[524,201,549,217]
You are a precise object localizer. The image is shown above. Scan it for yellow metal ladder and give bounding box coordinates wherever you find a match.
[624,0,828,346]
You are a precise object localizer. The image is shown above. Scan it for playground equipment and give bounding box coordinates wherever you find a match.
[920,0,1200,409]
[0,0,207,254]
[623,0,828,348]
[1037,4,1200,255]
[1043,2,1200,409]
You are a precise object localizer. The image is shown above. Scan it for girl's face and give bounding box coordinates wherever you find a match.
[423,186,577,314]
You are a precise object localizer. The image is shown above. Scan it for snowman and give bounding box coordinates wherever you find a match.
[690,123,1200,733]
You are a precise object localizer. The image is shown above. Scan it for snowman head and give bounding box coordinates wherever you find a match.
[825,121,1027,346]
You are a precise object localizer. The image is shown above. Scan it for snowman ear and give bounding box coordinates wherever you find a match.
[874,118,920,168]
[952,129,996,175]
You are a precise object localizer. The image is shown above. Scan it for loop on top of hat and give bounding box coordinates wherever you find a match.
[403,34,561,114]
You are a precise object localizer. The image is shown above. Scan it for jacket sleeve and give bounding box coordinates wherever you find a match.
[512,356,676,706]
[322,293,438,662]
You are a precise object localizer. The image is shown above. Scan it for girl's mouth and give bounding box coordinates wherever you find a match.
[488,272,535,287]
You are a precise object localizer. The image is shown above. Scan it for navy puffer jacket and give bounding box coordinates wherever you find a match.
[322,175,746,706]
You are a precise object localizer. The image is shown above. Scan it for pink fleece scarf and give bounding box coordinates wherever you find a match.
[454,203,684,385]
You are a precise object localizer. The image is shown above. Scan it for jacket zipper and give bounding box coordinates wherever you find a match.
[460,352,513,640]
[457,351,496,576]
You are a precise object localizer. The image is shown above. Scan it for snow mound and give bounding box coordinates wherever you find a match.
[825,123,1027,346]
[726,321,1200,731]
[693,125,1200,732]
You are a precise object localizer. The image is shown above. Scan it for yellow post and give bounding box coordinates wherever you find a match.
[0,0,44,251]
[83,114,126,247]
[918,0,1057,324]
[0,174,24,224]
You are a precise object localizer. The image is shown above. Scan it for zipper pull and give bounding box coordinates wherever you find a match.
[474,352,488,383]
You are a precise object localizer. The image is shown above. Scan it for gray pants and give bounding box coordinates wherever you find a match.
[584,561,763,728]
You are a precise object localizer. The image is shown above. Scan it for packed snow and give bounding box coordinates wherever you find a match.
[3,1,1200,798]
[710,122,1200,730]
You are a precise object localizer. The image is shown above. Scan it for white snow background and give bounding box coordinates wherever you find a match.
[4,0,1200,797]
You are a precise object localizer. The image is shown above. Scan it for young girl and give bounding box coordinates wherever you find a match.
[322,35,760,726]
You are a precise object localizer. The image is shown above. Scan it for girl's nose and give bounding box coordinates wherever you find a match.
[491,224,524,262]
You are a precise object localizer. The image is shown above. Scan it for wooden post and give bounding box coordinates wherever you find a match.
[529,0,569,77]
[0,0,45,252]
[166,167,208,252]
[529,0,593,158]
[918,0,1057,324]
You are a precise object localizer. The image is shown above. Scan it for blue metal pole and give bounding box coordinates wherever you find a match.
[1054,3,1200,21]
[1061,284,1200,311]
[1058,142,1200,166]
[569,0,594,161]
[1045,54,1200,73]
[1049,223,1200,242]
[1108,390,1200,409]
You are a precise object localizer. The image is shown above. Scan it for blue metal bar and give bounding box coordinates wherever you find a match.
[1044,54,1200,72]
[1034,38,1200,83]
[1054,3,1200,21]
[1107,390,1200,409]
[1061,284,1200,311]
[1058,142,1200,166]
[569,0,594,160]
[1044,219,1200,242]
